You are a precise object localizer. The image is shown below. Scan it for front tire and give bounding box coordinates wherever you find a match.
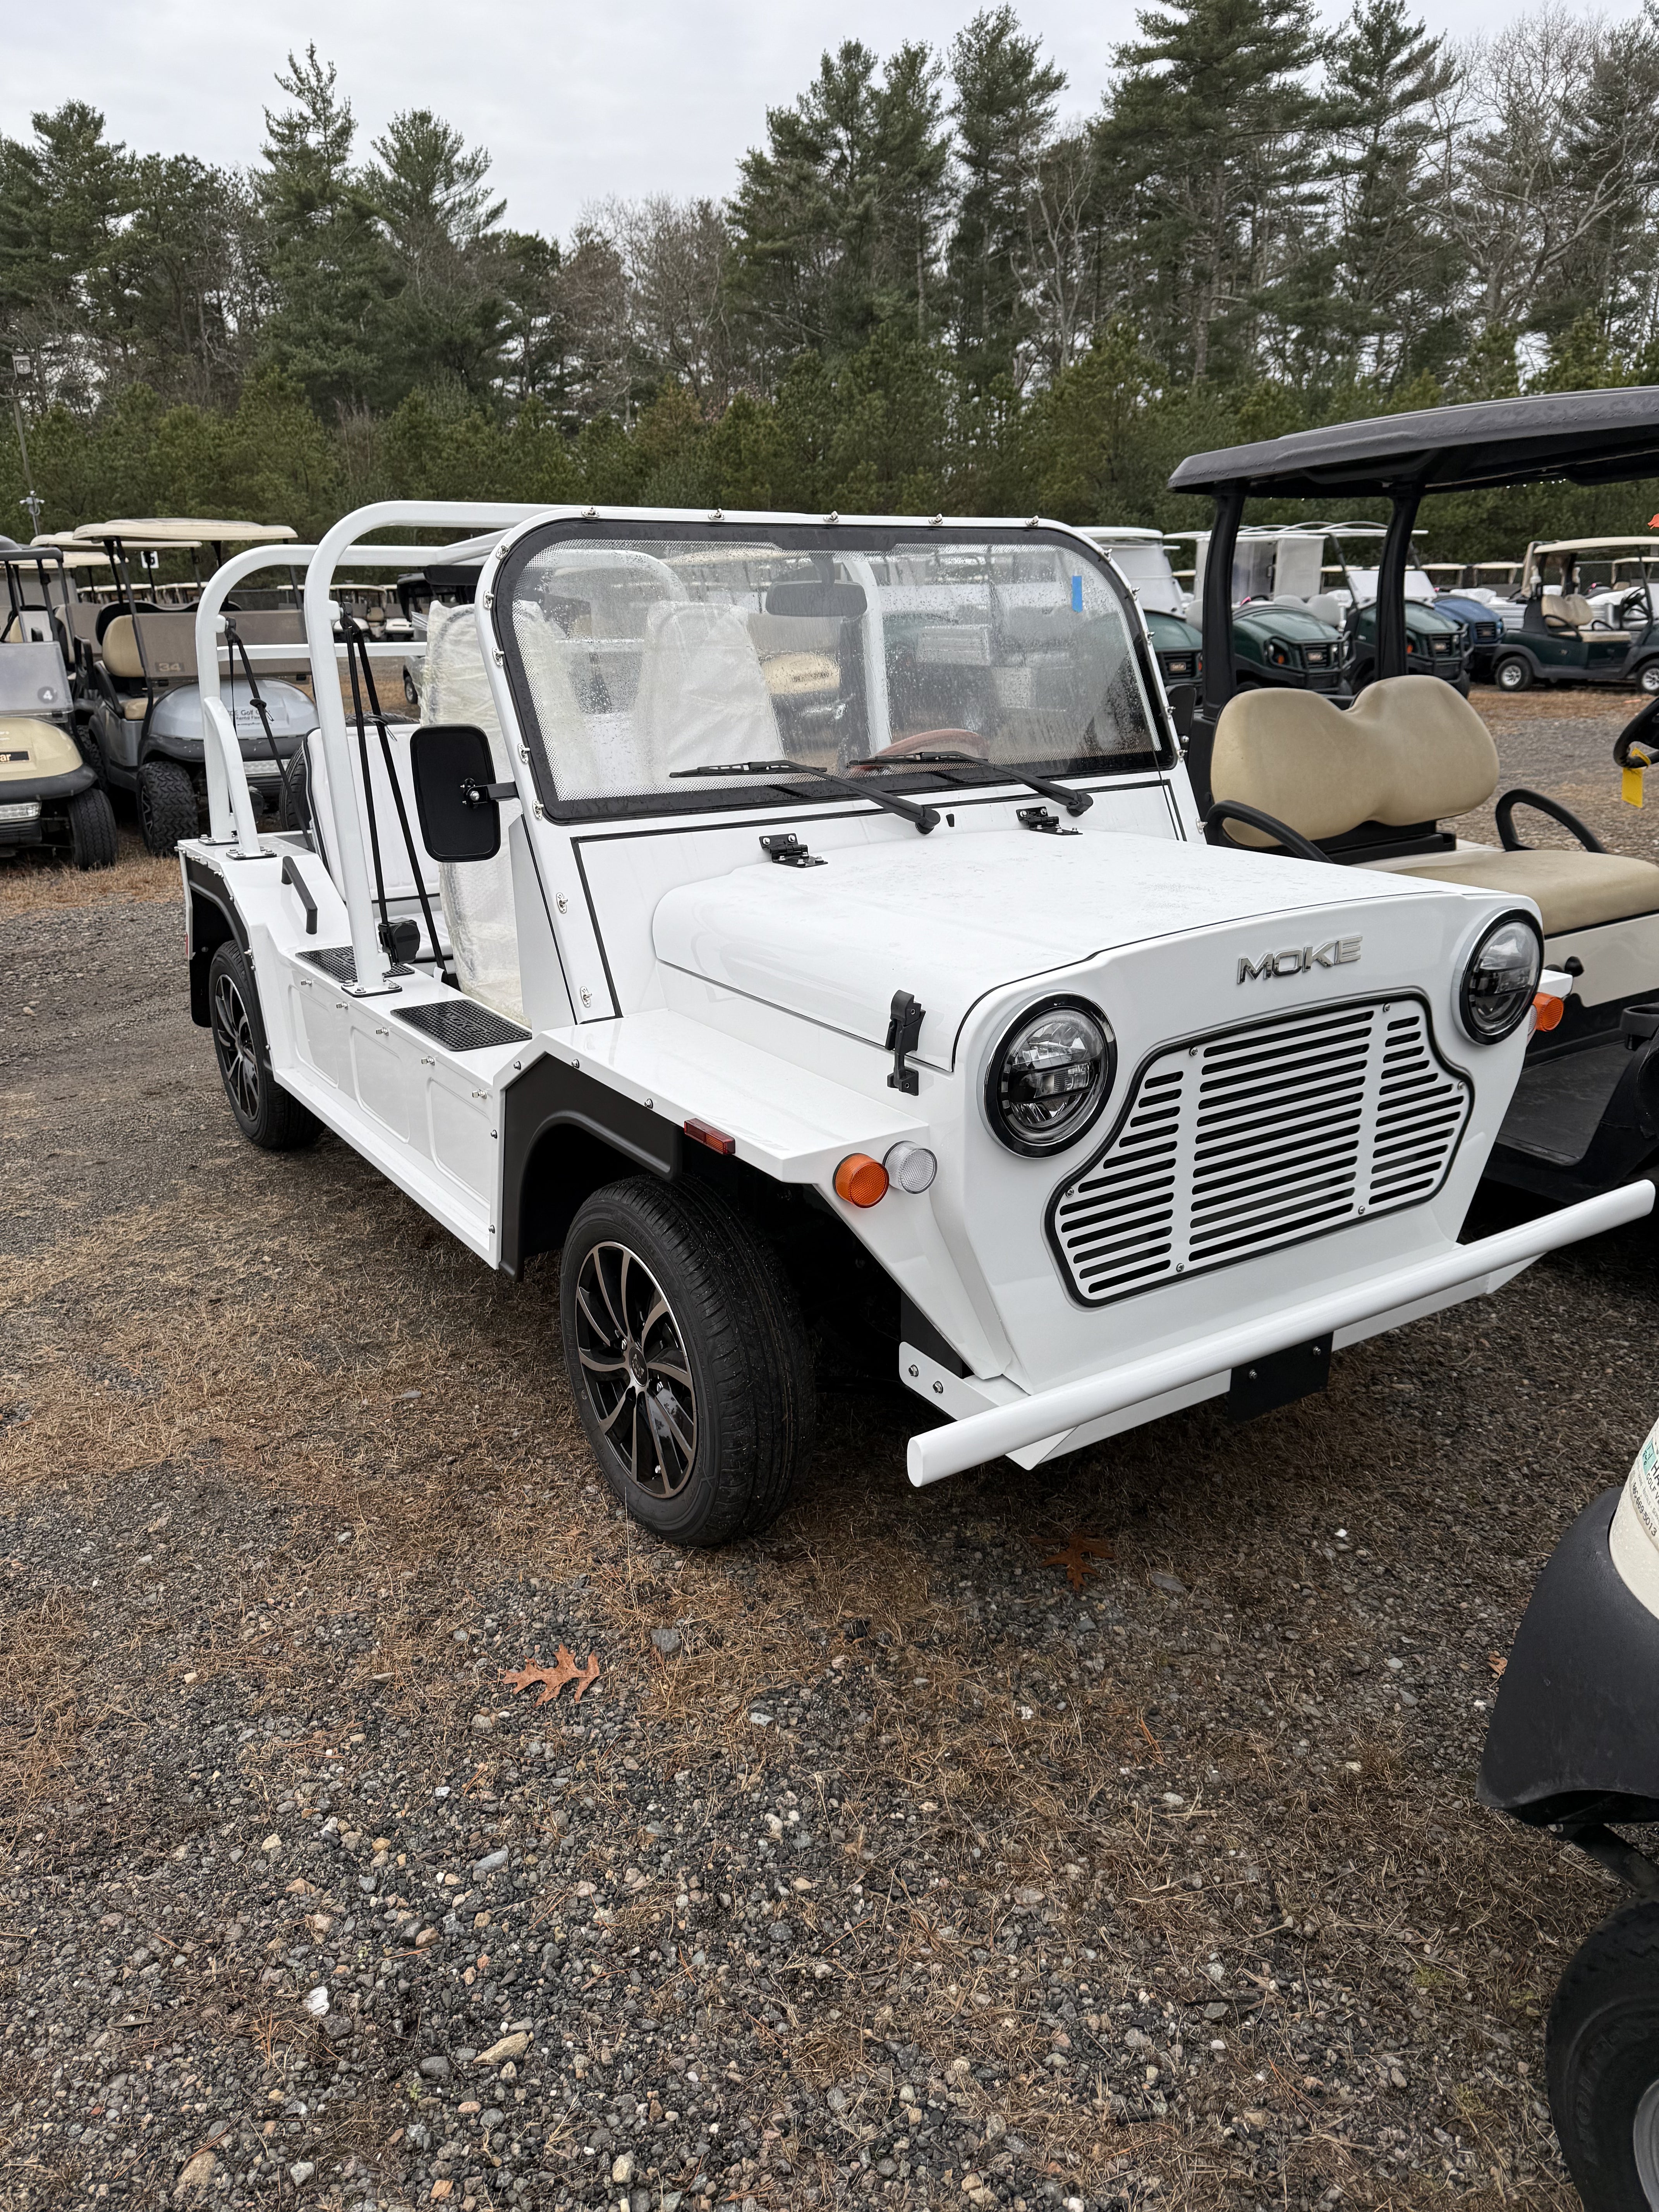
[1547,1899,1659,2209]
[1638,662,1659,697]
[137,757,200,855]
[560,1177,814,1546]
[208,942,321,1152]
[65,785,117,869]
[1494,654,1534,693]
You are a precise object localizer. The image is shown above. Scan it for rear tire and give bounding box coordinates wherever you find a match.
[1638,663,1659,697]
[1494,654,1534,692]
[137,757,199,855]
[66,785,117,870]
[208,942,321,1152]
[560,1176,815,1547]
[1547,1898,1659,2210]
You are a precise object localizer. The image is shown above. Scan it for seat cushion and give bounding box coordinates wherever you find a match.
[1393,847,1659,933]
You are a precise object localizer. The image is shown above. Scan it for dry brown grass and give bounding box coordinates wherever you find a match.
[0,827,180,921]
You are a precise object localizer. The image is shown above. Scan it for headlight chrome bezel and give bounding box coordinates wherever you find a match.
[985,994,1116,1157]
[1458,909,1544,1045]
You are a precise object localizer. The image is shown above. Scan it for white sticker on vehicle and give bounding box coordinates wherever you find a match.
[1609,1415,1659,1618]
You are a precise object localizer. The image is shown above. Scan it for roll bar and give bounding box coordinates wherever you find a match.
[302,502,546,996]
[192,513,543,965]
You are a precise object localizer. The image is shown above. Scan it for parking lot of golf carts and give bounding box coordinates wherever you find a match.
[0,687,1649,2212]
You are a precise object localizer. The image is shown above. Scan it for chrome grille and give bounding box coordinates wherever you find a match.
[1049,998,1472,1305]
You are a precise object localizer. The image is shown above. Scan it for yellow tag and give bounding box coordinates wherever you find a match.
[1625,764,1646,807]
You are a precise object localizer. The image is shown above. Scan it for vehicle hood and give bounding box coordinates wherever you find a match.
[1235,607,1339,641]
[0,714,81,780]
[651,828,1458,1058]
[1146,608,1202,646]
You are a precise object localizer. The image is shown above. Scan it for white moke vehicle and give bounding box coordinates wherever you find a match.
[177,501,1649,1546]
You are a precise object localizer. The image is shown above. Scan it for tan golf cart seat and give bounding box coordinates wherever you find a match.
[1537,591,1630,639]
[1210,675,1659,934]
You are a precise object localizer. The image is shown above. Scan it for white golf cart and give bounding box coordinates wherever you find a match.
[178,501,1644,1544]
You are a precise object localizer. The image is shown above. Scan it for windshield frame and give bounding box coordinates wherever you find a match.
[491,514,1176,825]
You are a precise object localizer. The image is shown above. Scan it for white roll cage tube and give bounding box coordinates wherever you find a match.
[301,502,546,996]
[907,1177,1655,1485]
[195,543,316,858]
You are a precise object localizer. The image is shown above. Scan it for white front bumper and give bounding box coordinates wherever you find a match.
[906,1179,1654,1484]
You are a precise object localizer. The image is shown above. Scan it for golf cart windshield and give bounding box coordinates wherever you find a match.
[497,520,1166,818]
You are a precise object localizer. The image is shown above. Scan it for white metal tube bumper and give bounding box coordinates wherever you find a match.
[907,1179,1655,1486]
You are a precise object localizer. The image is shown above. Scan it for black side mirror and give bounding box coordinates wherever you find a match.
[1166,680,1196,742]
[410,724,511,863]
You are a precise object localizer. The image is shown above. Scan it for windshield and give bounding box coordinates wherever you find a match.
[496,522,1166,819]
[1086,537,1184,614]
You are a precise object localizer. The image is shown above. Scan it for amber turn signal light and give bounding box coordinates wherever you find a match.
[1532,992,1566,1033]
[833,1152,889,1207]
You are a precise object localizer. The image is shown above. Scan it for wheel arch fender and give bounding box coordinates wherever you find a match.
[1480,1487,1659,1828]
[184,860,247,1027]
[498,1054,683,1278]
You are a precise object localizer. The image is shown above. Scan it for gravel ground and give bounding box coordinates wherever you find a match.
[1,701,1655,2212]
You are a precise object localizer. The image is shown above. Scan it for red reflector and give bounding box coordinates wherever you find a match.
[684,1117,736,1156]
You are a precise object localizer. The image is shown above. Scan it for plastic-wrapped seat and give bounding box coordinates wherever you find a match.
[421,600,524,1017]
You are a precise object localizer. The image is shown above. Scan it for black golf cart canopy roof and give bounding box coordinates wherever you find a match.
[1169,388,1659,501]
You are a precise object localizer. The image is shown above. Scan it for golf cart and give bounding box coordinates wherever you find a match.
[0,539,117,868]
[1078,528,1202,703]
[1173,386,1659,1211]
[1166,528,1347,697]
[174,499,1642,1546]
[72,517,316,854]
[1479,1412,1659,2210]
[1487,537,1659,695]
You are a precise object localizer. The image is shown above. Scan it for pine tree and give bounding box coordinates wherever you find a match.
[255,47,392,413]
[729,40,950,370]
[0,103,137,403]
[1320,0,1456,387]
[946,7,1066,390]
[362,110,508,401]
[1097,0,1321,384]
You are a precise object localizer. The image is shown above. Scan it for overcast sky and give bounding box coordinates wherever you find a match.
[3,0,1613,242]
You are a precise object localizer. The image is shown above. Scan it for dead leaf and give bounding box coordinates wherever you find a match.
[1488,1651,1507,1678]
[503,1646,601,1705]
[1043,1533,1114,1592]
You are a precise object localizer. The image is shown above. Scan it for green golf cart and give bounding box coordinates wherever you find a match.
[1488,536,1659,694]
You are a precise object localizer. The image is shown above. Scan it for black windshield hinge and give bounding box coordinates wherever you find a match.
[760,832,825,868]
[885,989,925,1094]
[1018,805,1077,836]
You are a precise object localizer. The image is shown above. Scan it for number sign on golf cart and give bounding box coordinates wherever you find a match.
[175,500,1645,1545]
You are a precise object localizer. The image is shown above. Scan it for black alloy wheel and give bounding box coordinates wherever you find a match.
[560,1177,814,1546]
[206,942,321,1152]
[572,1241,698,1501]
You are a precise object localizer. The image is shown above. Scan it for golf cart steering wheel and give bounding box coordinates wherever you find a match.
[848,728,991,775]
[1616,588,1652,630]
[1615,694,1659,771]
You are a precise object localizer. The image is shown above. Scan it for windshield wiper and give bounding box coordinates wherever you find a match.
[892,750,1092,817]
[671,759,939,834]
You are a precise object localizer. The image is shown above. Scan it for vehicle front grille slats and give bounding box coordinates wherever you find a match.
[1050,998,1472,1305]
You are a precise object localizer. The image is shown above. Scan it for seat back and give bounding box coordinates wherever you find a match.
[1542,592,1595,629]
[100,611,199,684]
[1210,675,1499,847]
[421,599,524,1017]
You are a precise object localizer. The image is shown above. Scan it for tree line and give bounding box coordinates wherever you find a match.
[5,3,1659,557]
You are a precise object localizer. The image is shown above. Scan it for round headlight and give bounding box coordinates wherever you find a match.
[986,998,1114,1155]
[1460,912,1542,1043]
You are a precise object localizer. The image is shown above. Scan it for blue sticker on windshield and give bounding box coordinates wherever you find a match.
[1071,574,1084,612]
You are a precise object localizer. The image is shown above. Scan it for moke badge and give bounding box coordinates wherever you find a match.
[1238,936,1361,984]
